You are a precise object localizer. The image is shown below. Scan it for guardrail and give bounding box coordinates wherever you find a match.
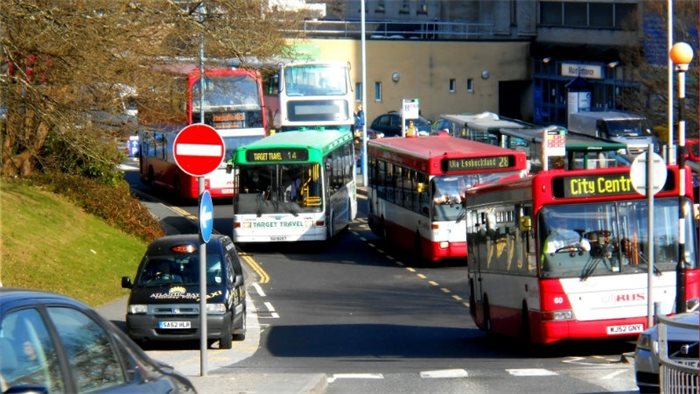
[284,20,495,40]
[658,313,699,393]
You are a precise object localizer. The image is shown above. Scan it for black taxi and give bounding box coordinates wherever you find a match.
[121,234,246,349]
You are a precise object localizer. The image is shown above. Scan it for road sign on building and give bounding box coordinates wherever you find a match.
[173,123,225,177]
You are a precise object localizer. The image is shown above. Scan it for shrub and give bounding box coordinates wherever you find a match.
[32,173,164,242]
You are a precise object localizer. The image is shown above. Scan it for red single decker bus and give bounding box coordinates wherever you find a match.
[465,165,698,344]
[367,134,528,263]
[138,66,267,199]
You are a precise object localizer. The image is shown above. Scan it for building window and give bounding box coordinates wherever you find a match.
[355,82,362,102]
[563,2,587,27]
[466,79,474,93]
[375,1,385,14]
[615,3,637,30]
[417,1,428,15]
[589,3,613,28]
[539,1,563,26]
[374,81,382,102]
[449,78,456,93]
[399,0,409,15]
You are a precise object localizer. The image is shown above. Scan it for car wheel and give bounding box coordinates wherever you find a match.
[234,308,247,341]
[220,316,233,349]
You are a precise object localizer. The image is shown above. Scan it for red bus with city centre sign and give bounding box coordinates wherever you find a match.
[465,165,698,344]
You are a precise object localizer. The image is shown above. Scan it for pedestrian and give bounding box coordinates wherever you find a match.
[353,104,364,138]
[406,120,417,137]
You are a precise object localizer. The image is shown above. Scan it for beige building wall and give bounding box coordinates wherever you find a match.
[287,38,531,123]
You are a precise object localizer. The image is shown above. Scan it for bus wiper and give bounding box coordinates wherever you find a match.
[635,251,662,276]
[285,202,300,216]
[455,208,466,223]
[580,257,602,281]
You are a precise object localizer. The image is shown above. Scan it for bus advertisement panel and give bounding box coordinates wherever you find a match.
[367,134,528,263]
[231,129,357,242]
[465,166,698,344]
[138,66,267,199]
[264,61,354,132]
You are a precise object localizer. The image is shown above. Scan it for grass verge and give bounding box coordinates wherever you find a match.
[1,178,146,306]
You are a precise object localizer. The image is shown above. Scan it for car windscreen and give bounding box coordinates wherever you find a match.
[136,253,225,286]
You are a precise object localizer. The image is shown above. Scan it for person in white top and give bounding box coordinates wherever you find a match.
[543,215,591,255]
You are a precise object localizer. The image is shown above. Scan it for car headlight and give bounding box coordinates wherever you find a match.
[636,332,655,352]
[206,303,226,314]
[685,297,699,312]
[128,304,147,314]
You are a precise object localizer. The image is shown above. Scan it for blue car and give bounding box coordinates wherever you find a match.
[0,288,196,393]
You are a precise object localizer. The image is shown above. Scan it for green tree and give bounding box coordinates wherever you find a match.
[0,0,305,180]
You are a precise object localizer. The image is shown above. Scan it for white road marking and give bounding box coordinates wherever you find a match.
[506,368,557,376]
[252,282,266,297]
[419,369,468,379]
[601,369,627,380]
[327,373,384,383]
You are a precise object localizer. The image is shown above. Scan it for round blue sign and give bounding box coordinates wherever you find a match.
[199,190,214,243]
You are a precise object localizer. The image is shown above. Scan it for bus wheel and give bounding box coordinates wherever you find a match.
[328,210,335,238]
[468,279,477,319]
[520,302,531,343]
[146,167,155,187]
[414,232,422,261]
[483,297,493,334]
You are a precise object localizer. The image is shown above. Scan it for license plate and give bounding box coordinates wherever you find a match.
[159,321,191,329]
[606,324,643,335]
[270,236,287,241]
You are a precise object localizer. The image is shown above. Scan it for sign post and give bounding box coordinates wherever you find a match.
[629,146,667,329]
[173,122,225,376]
[542,126,566,170]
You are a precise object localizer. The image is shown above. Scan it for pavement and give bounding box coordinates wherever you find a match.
[97,170,369,393]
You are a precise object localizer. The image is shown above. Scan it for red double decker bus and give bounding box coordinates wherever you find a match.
[138,66,267,199]
[465,165,698,344]
[366,134,528,263]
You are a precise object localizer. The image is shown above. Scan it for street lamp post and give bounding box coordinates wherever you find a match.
[607,61,619,110]
[669,42,693,314]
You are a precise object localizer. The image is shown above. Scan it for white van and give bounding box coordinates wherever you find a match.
[567,111,657,155]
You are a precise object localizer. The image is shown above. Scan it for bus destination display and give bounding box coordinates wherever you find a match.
[443,155,513,172]
[245,148,309,162]
[555,173,670,198]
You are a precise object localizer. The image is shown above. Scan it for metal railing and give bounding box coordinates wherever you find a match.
[284,20,495,40]
[658,313,699,393]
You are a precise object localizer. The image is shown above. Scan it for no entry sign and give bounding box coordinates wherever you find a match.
[173,123,225,177]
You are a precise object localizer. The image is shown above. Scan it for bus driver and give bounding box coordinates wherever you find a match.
[543,215,591,255]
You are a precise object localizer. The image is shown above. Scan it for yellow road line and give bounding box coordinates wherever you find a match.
[241,254,270,284]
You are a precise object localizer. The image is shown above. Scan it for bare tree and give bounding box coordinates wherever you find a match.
[0,0,305,179]
[618,1,698,141]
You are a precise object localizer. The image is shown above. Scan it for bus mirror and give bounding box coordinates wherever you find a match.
[519,216,532,232]
[416,182,426,193]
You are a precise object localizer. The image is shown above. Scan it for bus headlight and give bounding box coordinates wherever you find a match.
[439,241,449,249]
[206,303,226,314]
[128,304,147,314]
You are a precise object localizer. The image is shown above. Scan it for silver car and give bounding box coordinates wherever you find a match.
[634,310,699,393]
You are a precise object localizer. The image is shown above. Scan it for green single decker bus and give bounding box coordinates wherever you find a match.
[231,129,357,242]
